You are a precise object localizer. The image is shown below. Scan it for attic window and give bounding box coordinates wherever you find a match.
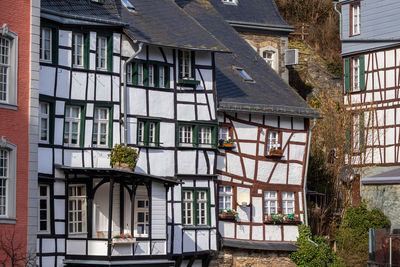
[222,0,238,5]
[121,0,135,10]
[234,67,254,82]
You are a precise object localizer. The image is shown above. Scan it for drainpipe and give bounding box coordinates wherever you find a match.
[123,42,143,145]
[303,118,317,226]
[333,1,342,40]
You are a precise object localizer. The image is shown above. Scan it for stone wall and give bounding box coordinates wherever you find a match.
[237,31,289,82]
[361,184,400,228]
[210,247,296,267]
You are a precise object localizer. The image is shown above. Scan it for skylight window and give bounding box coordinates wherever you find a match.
[121,0,135,10]
[222,0,238,5]
[233,67,254,82]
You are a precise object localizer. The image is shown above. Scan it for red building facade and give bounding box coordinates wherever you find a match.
[0,0,40,264]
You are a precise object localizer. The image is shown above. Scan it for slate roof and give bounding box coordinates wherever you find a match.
[179,0,319,118]
[41,0,228,52]
[206,0,293,31]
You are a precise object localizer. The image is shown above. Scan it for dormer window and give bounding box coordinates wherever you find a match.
[260,46,279,73]
[222,0,238,5]
[233,66,254,82]
[351,2,361,36]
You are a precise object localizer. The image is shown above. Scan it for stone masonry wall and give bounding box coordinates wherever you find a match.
[237,31,289,82]
[210,247,296,267]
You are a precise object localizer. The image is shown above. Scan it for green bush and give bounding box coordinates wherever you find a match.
[108,144,138,169]
[336,203,390,266]
[290,225,344,267]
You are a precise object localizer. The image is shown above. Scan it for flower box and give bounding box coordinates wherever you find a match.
[219,212,236,221]
[267,148,284,157]
[113,163,133,171]
[111,237,136,244]
[264,214,301,225]
[218,139,235,149]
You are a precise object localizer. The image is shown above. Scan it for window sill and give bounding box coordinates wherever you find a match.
[0,218,17,224]
[0,102,18,110]
[178,79,200,86]
[263,220,302,225]
[182,225,211,230]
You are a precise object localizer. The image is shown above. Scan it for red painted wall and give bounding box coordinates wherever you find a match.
[0,0,31,262]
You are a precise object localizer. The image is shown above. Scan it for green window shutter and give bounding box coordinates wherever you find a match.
[345,115,351,153]
[79,105,86,148]
[178,50,183,79]
[155,122,160,147]
[144,121,149,146]
[193,125,198,147]
[207,189,210,226]
[193,189,197,225]
[132,62,138,85]
[49,102,55,144]
[52,28,58,65]
[360,112,365,152]
[176,123,180,146]
[107,36,113,72]
[211,126,217,148]
[154,65,159,88]
[344,58,351,93]
[191,51,196,79]
[143,64,149,87]
[359,55,365,91]
[84,34,90,70]
[108,107,113,148]
[164,66,170,89]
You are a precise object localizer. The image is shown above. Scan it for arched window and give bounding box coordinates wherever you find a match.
[260,46,279,73]
[0,25,18,108]
[0,136,16,222]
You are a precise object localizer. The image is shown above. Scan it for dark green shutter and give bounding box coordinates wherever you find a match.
[155,122,160,147]
[79,105,86,148]
[132,62,138,85]
[143,64,149,86]
[84,34,90,70]
[360,112,365,152]
[144,121,149,146]
[49,102,55,144]
[344,58,350,93]
[154,65,159,88]
[107,36,113,72]
[191,51,195,79]
[345,115,351,153]
[176,123,180,146]
[193,125,198,147]
[178,50,183,79]
[359,55,365,91]
[52,28,58,65]
[211,126,217,148]
[164,66,170,89]
[108,107,113,148]
[72,34,75,67]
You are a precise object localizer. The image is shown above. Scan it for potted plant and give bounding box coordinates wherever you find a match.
[283,213,301,224]
[264,214,283,224]
[219,209,239,221]
[109,144,138,171]
[218,138,235,149]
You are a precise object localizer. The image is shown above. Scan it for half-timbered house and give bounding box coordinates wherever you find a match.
[36,0,228,266]
[339,0,400,228]
[179,0,320,257]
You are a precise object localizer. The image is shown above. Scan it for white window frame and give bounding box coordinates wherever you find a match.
[0,139,16,222]
[352,57,360,92]
[134,198,149,237]
[183,190,193,225]
[92,107,109,147]
[97,36,107,70]
[219,127,230,141]
[40,27,52,62]
[219,186,232,213]
[138,121,145,146]
[197,190,208,226]
[72,33,84,68]
[149,122,156,145]
[38,184,50,233]
[353,114,360,152]
[0,149,8,217]
[352,4,361,36]
[64,106,81,146]
[199,126,212,147]
[126,63,132,84]
[39,102,50,143]
[179,125,193,146]
[0,28,18,107]
[180,50,192,79]
[264,191,278,215]
[159,66,165,88]
[148,64,154,87]
[267,130,280,154]
[68,185,87,235]
[138,63,144,86]
[282,191,295,215]
[222,0,238,5]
